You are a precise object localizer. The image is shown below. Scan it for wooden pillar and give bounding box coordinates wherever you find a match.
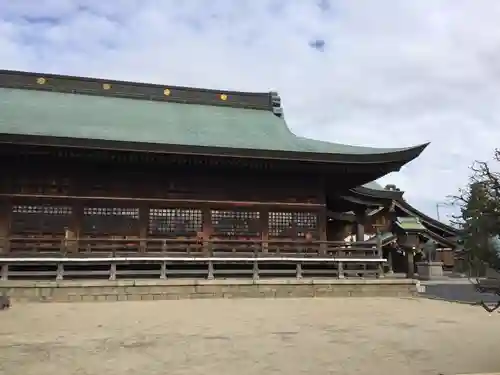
[375,226,384,277]
[139,204,149,253]
[373,224,383,256]
[68,201,82,253]
[0,199,11,254]
[318,207,327,255]
[202,206,212,255]
[317,184,328,242]
[69,176,83,254]
[261,208,269,253]
[72,202,83,237]
[355,210,366,242]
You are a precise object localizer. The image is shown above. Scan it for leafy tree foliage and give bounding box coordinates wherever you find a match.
[453,150,500,272]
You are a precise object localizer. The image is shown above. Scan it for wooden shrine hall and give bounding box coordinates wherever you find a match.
[0,69,445,281]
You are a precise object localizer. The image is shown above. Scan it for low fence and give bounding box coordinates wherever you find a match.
[0,256,386,281]
[0,237,385,281]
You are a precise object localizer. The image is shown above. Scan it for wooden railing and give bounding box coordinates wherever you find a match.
[0,237,385,281]
[0,237,381,259]
[0,256,386,281]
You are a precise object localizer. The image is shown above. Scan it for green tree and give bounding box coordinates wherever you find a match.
[453,150,500,273]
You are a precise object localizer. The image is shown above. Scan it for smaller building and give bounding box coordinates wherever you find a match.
[328,181,460,275]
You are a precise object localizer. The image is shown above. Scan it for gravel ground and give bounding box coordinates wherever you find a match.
[1,297,500,375]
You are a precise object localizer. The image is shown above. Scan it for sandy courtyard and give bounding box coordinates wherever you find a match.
[0,297,499,375]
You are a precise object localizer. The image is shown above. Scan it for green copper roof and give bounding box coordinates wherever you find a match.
[395,217,427,231]
[0,70,430,164]
[0,87,428,160]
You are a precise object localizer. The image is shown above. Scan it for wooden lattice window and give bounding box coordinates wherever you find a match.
[211,209,261,237]
[268,211,319,238]
[268,212,294,238]
[148,208,203,236]
[295,212,318,238]
[11,205,73,235]
[82,207,140,236]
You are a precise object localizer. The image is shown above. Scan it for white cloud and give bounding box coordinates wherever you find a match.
[1,0,499,221]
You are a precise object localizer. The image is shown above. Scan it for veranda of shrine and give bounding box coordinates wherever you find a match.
[0,70,459,282]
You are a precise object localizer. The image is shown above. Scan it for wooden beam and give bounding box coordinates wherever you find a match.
[0,256,388,263]
[0,193,325,209]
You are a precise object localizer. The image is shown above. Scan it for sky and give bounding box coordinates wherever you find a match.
[1,0,500,223]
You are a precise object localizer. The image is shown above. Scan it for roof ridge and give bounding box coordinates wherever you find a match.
[0,69,284,115]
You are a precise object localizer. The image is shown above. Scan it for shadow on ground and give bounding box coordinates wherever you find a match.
[421,282,499,304]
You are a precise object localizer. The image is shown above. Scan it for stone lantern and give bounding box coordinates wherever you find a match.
[396,231,420,249]
[392,217,426,279]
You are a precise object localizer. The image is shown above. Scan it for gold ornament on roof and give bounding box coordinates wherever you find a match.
[163,88,171,96]
[102,83,111,90]
[220,94,228,101]
[36,77,46,85]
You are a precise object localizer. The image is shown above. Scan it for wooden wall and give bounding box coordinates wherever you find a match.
[0,157,327,249]
[2,159,324,204]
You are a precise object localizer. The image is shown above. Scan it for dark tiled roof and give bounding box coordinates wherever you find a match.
[352,181,404,200]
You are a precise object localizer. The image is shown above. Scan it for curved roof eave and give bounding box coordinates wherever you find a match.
[350,185,404,200]
[294,138,429,165]
[423,231,458,248]
[350,180,404,200]
[0,132,430,166]
[339,195,385,208]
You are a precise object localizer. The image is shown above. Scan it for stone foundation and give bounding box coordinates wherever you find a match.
[0,278,419,303]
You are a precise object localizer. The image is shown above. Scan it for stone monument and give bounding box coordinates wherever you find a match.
[416,239,444,280]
